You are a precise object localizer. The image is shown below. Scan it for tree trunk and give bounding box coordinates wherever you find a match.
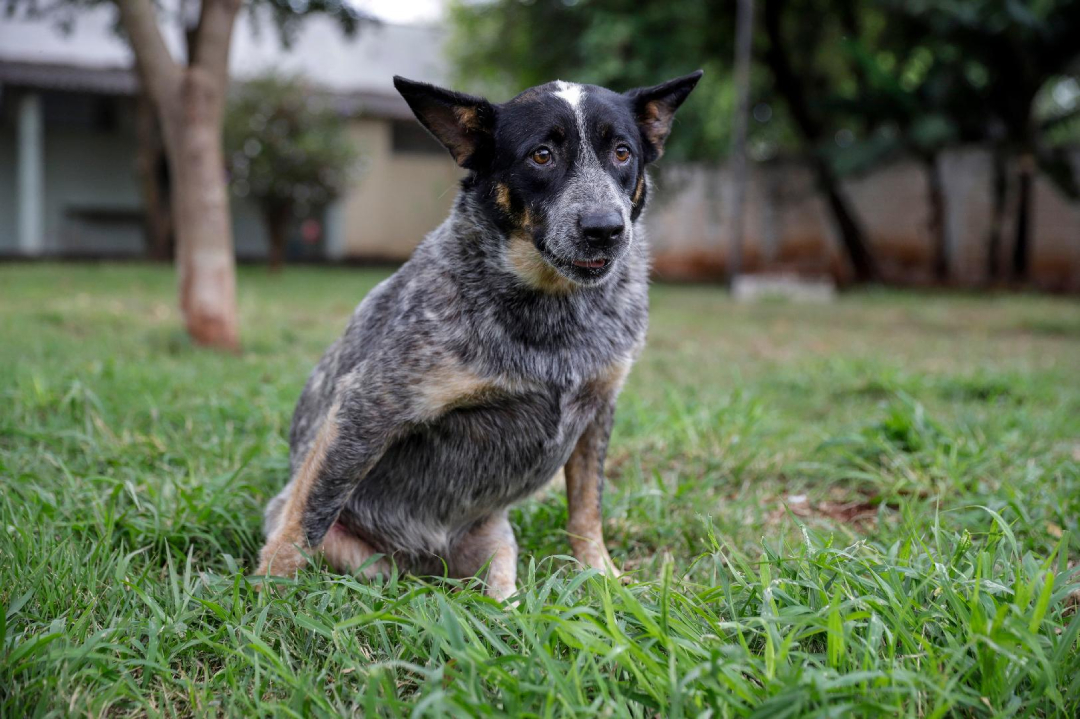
[263,203,291,272]
[115,0,241,351]
[134,92,173,261]
[986,149,1007,283]
[1011,152,1035,282]
[924,154,948,282]
[761,0,879,283]
[166,68,239,349]
[727,0,754,283]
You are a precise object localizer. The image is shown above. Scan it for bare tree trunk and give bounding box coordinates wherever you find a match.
[761,0,879,283]
[263,203,291,272]
[986,149,1007,283]
[728,0,754,283]
[924,154,948,282]
[115,0,240,351]
[1011,152,1035,282]
[135,93,173,261]
[169,68,239,347]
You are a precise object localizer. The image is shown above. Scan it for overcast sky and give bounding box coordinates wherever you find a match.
[353,0,446,24]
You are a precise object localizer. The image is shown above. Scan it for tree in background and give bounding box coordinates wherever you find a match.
[449,0,885,281]
[7,0,368,349]
[884,0,1080,282]
[449,0,1080,286]
[449,0,740,164]
[829,1,1080,283]
[224,74,358,272]
[759,0,881,281]
[112,0,245,349]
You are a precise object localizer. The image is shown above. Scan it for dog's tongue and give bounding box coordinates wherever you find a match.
[572,259,607,269]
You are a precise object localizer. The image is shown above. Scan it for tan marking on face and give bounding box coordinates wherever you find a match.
[494,182,512,213]
[631,175,646,207]
[257,402,342,577]
[641,100,674,156]
[505,235,578,295]
[454,105,480,130]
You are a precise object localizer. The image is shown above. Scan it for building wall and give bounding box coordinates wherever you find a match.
[339,118,463,259]
[0,90,461,262]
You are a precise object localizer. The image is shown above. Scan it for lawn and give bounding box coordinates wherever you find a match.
[1,263,1078,717]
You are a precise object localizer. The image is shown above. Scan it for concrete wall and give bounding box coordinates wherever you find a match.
[645,148,1080,290]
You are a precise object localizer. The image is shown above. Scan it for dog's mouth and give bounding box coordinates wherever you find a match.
[571,258,608,270]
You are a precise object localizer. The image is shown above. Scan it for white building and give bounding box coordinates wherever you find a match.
[0,5,461,260]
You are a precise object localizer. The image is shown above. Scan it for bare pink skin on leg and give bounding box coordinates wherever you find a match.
[450,512,519,602]
[320,522,392,578]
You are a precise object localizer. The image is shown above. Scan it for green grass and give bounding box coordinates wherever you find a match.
[1,263,1078,717]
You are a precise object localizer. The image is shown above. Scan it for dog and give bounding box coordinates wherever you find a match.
[256,71,702,600]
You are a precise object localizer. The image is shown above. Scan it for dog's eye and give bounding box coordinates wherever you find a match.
[530,147,552,165]
[614,145,632,163]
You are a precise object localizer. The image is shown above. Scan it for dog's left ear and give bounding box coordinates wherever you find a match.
[394,76,496,170]
[625,70,703,163]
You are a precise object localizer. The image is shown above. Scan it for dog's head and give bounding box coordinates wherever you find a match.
[394,72,702,291]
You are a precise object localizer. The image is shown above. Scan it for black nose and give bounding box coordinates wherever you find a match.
[579,211,624,249]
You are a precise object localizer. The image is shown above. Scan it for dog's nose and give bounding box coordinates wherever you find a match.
[579,211,624,249]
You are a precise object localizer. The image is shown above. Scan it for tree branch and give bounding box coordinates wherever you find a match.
[192,0,242,82]
[113,0,180,110]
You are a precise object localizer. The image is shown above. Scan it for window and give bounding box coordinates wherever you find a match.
[43,91,118,132]
[391,119,444,155]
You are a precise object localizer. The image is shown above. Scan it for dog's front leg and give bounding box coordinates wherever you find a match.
[564,399,621,578]
[256,352,496,581]
[256,392,398,579]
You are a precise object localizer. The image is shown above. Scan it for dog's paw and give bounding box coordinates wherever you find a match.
[255,539,307,583]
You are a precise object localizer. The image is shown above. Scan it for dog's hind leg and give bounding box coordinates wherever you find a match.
[450,511,518,603]
[256,354,499,580]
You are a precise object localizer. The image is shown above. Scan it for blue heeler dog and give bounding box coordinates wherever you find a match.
[257,71,703,600]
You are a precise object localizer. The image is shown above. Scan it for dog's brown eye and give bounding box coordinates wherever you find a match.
[531,147,552,165]
[614,145,632,163]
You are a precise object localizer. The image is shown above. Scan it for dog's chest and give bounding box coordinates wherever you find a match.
[349,374,608,540]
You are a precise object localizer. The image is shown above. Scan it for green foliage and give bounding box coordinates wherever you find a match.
[2,265,1079,715]
[223,73,359,215]
[449,0,1080,178]
[448,0,768,162]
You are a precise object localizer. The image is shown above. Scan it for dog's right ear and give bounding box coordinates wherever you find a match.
[394,77,496,170]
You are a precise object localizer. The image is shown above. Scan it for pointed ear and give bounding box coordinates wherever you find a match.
[393,76,496,170]
[625,70,703,162]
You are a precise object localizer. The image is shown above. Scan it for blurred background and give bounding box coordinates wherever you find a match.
[1,0,1079,291]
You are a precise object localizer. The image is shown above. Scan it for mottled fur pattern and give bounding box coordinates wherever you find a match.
[258,71,702,601]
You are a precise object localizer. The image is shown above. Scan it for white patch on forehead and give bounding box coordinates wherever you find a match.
[553,81,585,110]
